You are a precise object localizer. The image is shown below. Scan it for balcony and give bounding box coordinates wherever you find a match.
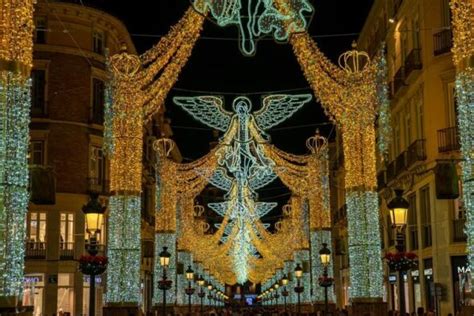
[87,178,109,195]
[393,66,405,96]
[404,49,422,79]
[25,241,46,259]
[433,29,453,56]
[395,151,407,174]
[453,218,467,242]
[437,126,460,153]
[59,242,74,260]
[407,139,427,168]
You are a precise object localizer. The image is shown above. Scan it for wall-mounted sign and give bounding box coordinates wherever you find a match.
[48,274,58,284]
[411,270,419,277]
[388,274,397,284]
[424,268,433,276]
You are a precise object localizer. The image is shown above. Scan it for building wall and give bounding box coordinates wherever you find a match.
[24,1,164,315]
[330,0,467,315]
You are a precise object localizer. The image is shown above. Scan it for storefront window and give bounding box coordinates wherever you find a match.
[410,270,422,312]
[83,275,104,316]
[452,256,474,313]
[60,213,74,250]
[57,273,74,315]
[23,274,44,316]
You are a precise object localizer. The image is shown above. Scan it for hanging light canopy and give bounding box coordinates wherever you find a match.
[319,243,331,267]
[82,193,106,236]
[388,189,409,229]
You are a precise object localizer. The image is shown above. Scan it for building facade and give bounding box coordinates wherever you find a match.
[332,0,469,315]
[24,1,172,315]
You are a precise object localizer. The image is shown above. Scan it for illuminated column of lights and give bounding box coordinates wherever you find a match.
[450,0,474,290]
[106,51,143,304]
[0,0,34,299]
[283,260,293,304]
[106,196,141,302]
[311,230,335,302]
[153,232,177,305]
[291,33,384,299]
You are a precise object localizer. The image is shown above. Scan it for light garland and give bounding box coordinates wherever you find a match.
[0,0,34,299]
[450,0,474,292]
[191,0,313,56]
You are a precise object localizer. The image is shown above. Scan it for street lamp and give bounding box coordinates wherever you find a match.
[274,283,280,308]
[294,263,304,315]
[197,275,205,315]
[319,243,333,316]
[81,193,106,316]
[185,265,195,315]
[388,189,409,316]
[158,247,172,316]
[281,275,289,312]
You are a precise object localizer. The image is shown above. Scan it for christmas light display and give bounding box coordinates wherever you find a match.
[292,34,385,299]
[191,0,313,56]
[450,0,474,291]
[0,0,34,299]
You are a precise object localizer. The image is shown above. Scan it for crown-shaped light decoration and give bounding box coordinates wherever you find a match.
[306,129,328,155]
[153,138,175,158]
[338,41,370,74]
[194,204,206,218]
[110,45,141,78]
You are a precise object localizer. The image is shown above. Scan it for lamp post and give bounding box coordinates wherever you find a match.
[197,275,205,315]
[294,263,304,315]
[281,275,289,312]
[207,283,213,310]
[158,246,172,316]
[388,189,409,316]
[185,265,195,315]
[269,287,274,306]
[319,243,333,316]
[82,193,106,316]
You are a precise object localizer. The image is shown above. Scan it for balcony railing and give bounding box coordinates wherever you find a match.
[395,151,407,174]
[405,49,423,78]
[433,29,453,56]
[393,0,403,15]
[437,126,460,153]
[407,139,427,168]
[25,241,46,259]
[60,242,74,259]
[87,178,109,195]
[393,66,405,96]
[453,218,467,242]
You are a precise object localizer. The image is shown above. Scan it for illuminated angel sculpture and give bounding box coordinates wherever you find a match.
[174,94,312,283]
[191,0,313,56]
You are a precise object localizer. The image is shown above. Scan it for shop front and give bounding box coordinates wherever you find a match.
[23,274,44,316]
[451,256,474,314]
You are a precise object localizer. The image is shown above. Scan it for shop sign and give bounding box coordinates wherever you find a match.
[411,270,419,277]
[84,275,102,284]
[457,265,471,274]
[424,268,433,276]
[24,276,41,283]
[388,274,397,284]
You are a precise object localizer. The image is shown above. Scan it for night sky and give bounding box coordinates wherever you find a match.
[88,0,374,220]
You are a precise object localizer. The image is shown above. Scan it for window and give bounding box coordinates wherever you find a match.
[405,104,412,148]
[91,78,104,124]
[441,0,452,27]
[57,273,74,315]
[412,17,421,50]
[447,82,458,127]
[28,140,45,166]
[60,213,74,250]
[420,185,432,247]
[89,145,107,194]
[34,17,47,44]
[93,31,105,55]
[393,114,401,156]
[27,212,46,245]
[31,69,46,116]
[408,194,418,250]
[415,91,425,139]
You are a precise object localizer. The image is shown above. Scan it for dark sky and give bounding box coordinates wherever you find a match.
[88,0,374,220]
